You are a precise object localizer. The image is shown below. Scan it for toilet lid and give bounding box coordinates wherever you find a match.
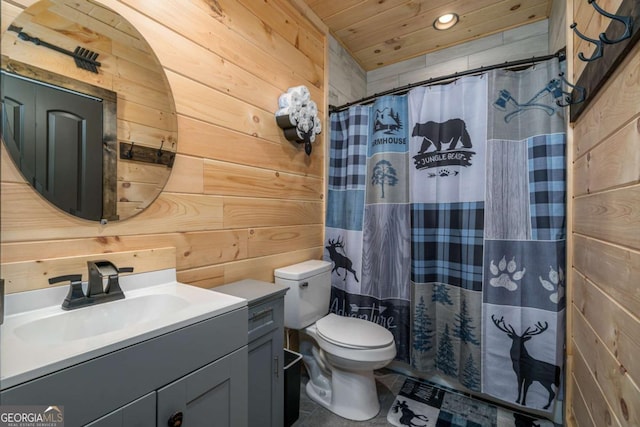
[315,313,394,349]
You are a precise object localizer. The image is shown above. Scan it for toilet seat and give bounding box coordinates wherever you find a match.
[315,313,394,349]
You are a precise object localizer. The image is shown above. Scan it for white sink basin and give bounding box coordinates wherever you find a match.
[1,269,246,390]
[14,294,190,345]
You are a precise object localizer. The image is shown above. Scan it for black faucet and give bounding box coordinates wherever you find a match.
[48,261,134,310]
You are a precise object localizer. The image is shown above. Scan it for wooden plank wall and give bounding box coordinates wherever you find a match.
[0,0,327,292]
[567,0,640,425]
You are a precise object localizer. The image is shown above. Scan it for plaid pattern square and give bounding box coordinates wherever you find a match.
[411,202,484,290]
[326,189,365,231]
[329,107,369,190]
[528,133,566,240]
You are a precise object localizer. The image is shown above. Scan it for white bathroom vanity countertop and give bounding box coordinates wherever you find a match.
[1,269,246,390]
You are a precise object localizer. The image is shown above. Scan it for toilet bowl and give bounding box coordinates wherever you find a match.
[274,260,397,421]
[301,314,396,420]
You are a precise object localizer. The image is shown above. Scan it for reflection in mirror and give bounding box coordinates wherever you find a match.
[1,0,177,222]
[2,68,118,221]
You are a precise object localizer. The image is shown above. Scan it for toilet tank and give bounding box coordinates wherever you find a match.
[274,260,332,329]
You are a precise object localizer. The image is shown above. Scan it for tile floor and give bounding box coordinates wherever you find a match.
[290,369,562,427]
[291,368,406,426]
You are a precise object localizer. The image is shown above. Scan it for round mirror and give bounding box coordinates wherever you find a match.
[1,0,177,222]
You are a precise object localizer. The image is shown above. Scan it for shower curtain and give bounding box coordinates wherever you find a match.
[325,59,566,415]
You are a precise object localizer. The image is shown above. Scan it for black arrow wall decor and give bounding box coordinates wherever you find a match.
[8,25,102,73]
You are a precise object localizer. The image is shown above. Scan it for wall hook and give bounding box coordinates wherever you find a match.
[555,73,586,107]
[125,141,134,159]
[571,23,604,62]
[589,0,633,44]
[157,139,164,158]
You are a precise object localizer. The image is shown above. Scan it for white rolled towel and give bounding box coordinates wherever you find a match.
[288,85,310,103]
[299,107,310,121]
[307,100,318,117]
[299,118,310,133]
[278,91,302,110]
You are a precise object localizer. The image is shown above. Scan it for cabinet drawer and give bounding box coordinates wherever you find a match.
[84,392,155,426]
[248,298,283,341]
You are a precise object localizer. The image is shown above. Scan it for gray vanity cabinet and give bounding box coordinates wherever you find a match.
[214,280,288,427]
[1,307,248,427]
[85,347,248,427]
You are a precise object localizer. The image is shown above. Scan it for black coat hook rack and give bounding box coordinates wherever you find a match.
[572,0,634,63]
[570,0,639,122]
[589,0,633,44]
[119,141,175,167]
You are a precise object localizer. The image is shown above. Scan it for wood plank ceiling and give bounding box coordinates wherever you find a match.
[303,0,552,71]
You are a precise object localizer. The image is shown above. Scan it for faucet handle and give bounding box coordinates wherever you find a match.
[48,274,83,285]
[49,274,86,310]
[104,266,133,296]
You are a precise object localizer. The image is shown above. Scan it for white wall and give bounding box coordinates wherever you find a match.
[327,18,562,108]
[548,0,566,55]
[328,34,367,107]
[366,19,550,96]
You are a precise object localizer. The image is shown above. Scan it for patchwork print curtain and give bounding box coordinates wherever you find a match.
[325,59,566,415]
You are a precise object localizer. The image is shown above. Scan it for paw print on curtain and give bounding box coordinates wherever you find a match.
[539,265,565,305]
[489,256,526,291]
[483,240,566,312]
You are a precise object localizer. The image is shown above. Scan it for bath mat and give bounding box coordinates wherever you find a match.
[387,377,557,427]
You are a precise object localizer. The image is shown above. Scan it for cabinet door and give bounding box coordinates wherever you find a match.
[157,346,248,427]
[84,392,155,427]
[248,328,284,427]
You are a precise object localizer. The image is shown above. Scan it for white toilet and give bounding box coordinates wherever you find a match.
[274,260,396,421]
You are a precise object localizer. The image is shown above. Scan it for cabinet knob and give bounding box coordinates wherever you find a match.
[167,411,183,427]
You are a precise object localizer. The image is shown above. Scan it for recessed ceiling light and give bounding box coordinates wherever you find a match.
[433,13,459,30]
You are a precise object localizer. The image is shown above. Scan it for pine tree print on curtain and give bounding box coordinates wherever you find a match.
[412,295,434,353]
[436,324,457,376]
[408,76,487,391]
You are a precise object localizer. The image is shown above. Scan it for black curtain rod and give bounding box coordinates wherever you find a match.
[329,47,567,114]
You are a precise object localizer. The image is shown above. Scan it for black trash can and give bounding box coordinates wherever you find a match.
[283,349,303,427]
